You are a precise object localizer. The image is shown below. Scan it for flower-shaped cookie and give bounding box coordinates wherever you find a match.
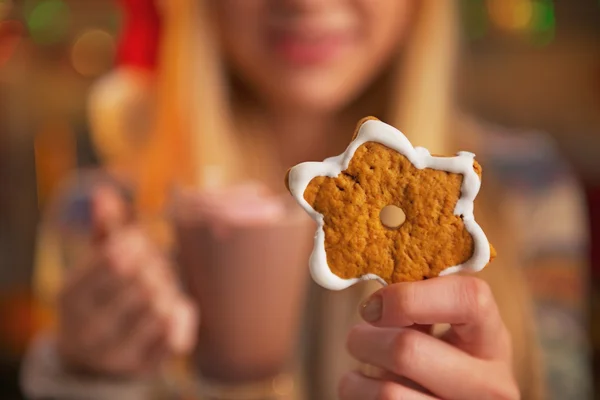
[285,117,495,291]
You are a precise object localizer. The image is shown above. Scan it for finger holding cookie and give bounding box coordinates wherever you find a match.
[340,276,518,400]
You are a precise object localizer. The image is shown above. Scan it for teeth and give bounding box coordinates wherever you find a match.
[268,12,355,35]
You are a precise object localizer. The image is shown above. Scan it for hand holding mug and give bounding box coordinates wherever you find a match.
[56,185,198,377]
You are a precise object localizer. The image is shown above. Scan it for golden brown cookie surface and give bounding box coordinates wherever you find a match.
[304,142,494,284]
[286,118,495,289]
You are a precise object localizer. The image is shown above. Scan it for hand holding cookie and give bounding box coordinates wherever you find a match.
[286,118,516,398]
[339,275,518,400]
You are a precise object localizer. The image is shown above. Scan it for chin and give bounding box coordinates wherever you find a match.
[269,81,359,114]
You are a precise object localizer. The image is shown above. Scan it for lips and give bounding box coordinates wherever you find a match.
[269,29,353,66]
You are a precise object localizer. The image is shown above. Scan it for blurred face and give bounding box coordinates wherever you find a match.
[212,0,415,113]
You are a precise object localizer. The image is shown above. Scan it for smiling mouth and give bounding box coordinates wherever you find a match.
[268,29,355,67]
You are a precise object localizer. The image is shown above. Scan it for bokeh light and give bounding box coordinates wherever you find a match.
[529,0,556,46]
[487,0,534,32]
[26,0,70,45]
[0,20,23,68]
[70,29,116,77]
[485,0,555,46]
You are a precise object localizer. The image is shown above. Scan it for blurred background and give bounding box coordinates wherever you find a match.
[0,0,599,398]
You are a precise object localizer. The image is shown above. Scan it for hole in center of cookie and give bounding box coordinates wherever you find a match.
[380,205,406,229]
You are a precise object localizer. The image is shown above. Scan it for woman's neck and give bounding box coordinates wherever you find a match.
[266,111,346,164]
[234,95,354,165]
[262,74,391,162]
[230,103,356,190]
[229,71,390,187]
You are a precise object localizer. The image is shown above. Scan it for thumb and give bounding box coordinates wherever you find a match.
[91,184,130,242]
[169,298,199,354]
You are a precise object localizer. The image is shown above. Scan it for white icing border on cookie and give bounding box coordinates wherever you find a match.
[287,119,491,291]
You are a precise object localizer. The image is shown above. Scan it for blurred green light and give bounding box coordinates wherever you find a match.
[529,0,555,47]
[27,0,70,45]
[530,0,555,32]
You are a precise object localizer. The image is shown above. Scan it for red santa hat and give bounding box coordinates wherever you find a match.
[115,0,161,71]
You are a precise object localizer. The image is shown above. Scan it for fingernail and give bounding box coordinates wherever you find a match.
[359,363,386,379]
[360,295,382,323]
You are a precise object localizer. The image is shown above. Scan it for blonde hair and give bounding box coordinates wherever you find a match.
[137,0,241,212]
[139,0,458,208]
[132,0,544,397]
[388,1,458,153]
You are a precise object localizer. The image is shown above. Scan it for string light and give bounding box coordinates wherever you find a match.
[482,0,555,46]
[487,0,533,32]
[528,0,555,46]
[27,0,70,45]
[71,28,116,77]
[0,20,23,67]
